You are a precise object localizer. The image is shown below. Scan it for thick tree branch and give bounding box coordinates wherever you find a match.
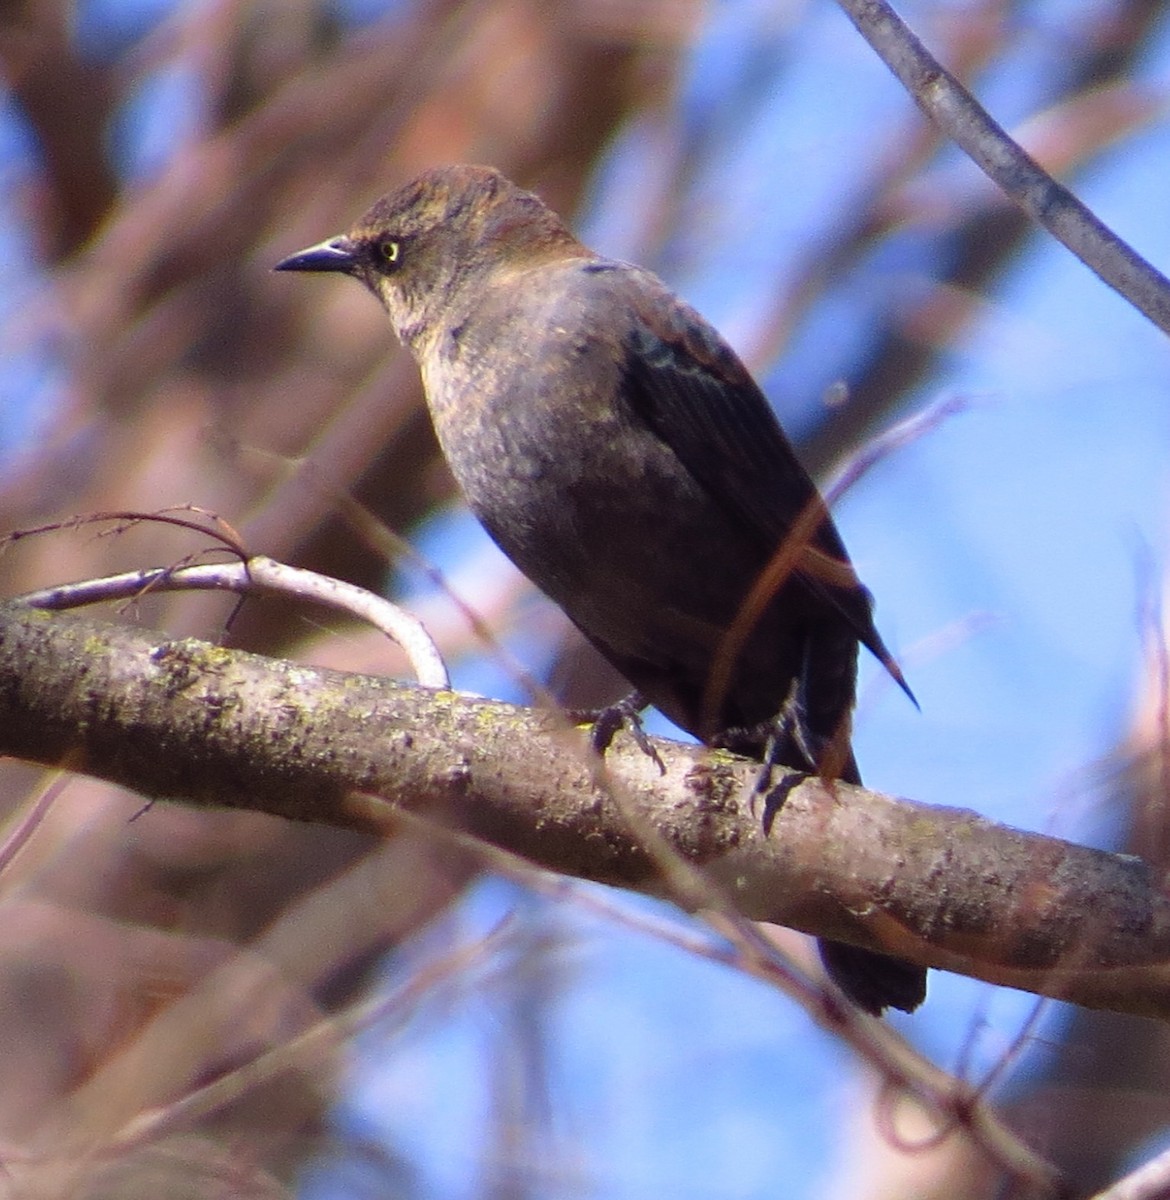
[1,602,1166,1020]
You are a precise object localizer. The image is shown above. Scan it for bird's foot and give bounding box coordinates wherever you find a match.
[568,692,665,774]
[712,687,815,832]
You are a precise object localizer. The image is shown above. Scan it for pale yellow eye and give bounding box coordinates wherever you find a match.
[380,239,401,265]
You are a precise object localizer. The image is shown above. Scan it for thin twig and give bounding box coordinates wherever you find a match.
[364,799,1069,1199]
[14,557,449,690]
[102,919,516,1160]
[836,0,1170,335]
[1089,1141,1170,1200]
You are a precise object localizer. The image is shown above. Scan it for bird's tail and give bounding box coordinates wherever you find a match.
[817,939,926,1015]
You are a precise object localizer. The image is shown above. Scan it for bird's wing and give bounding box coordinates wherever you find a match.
[603,264,912,697]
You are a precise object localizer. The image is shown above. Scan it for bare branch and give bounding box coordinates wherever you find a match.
[1,602,1167,1024]
[1089,1141,1170,1200]
[836,0,1170,335]
[15,556,449,689]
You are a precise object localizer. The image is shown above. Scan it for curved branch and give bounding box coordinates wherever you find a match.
[16,555,450,689]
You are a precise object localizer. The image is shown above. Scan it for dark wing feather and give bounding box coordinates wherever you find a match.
[610,265,912,698]
[591,267,925,1014]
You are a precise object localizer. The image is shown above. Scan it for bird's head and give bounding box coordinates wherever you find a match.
[275,164,585,352]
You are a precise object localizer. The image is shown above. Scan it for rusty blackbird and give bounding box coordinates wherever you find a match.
[276,165,925,1015]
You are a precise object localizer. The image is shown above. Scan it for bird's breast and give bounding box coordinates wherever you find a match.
[420,312,755,659]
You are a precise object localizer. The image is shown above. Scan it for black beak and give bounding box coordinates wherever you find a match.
[274,236,357,273]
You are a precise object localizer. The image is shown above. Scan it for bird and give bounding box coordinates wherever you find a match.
[276,164,926,1015]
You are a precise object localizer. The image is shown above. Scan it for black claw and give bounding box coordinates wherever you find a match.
[571,692,665,773]
[757,771,802,835]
